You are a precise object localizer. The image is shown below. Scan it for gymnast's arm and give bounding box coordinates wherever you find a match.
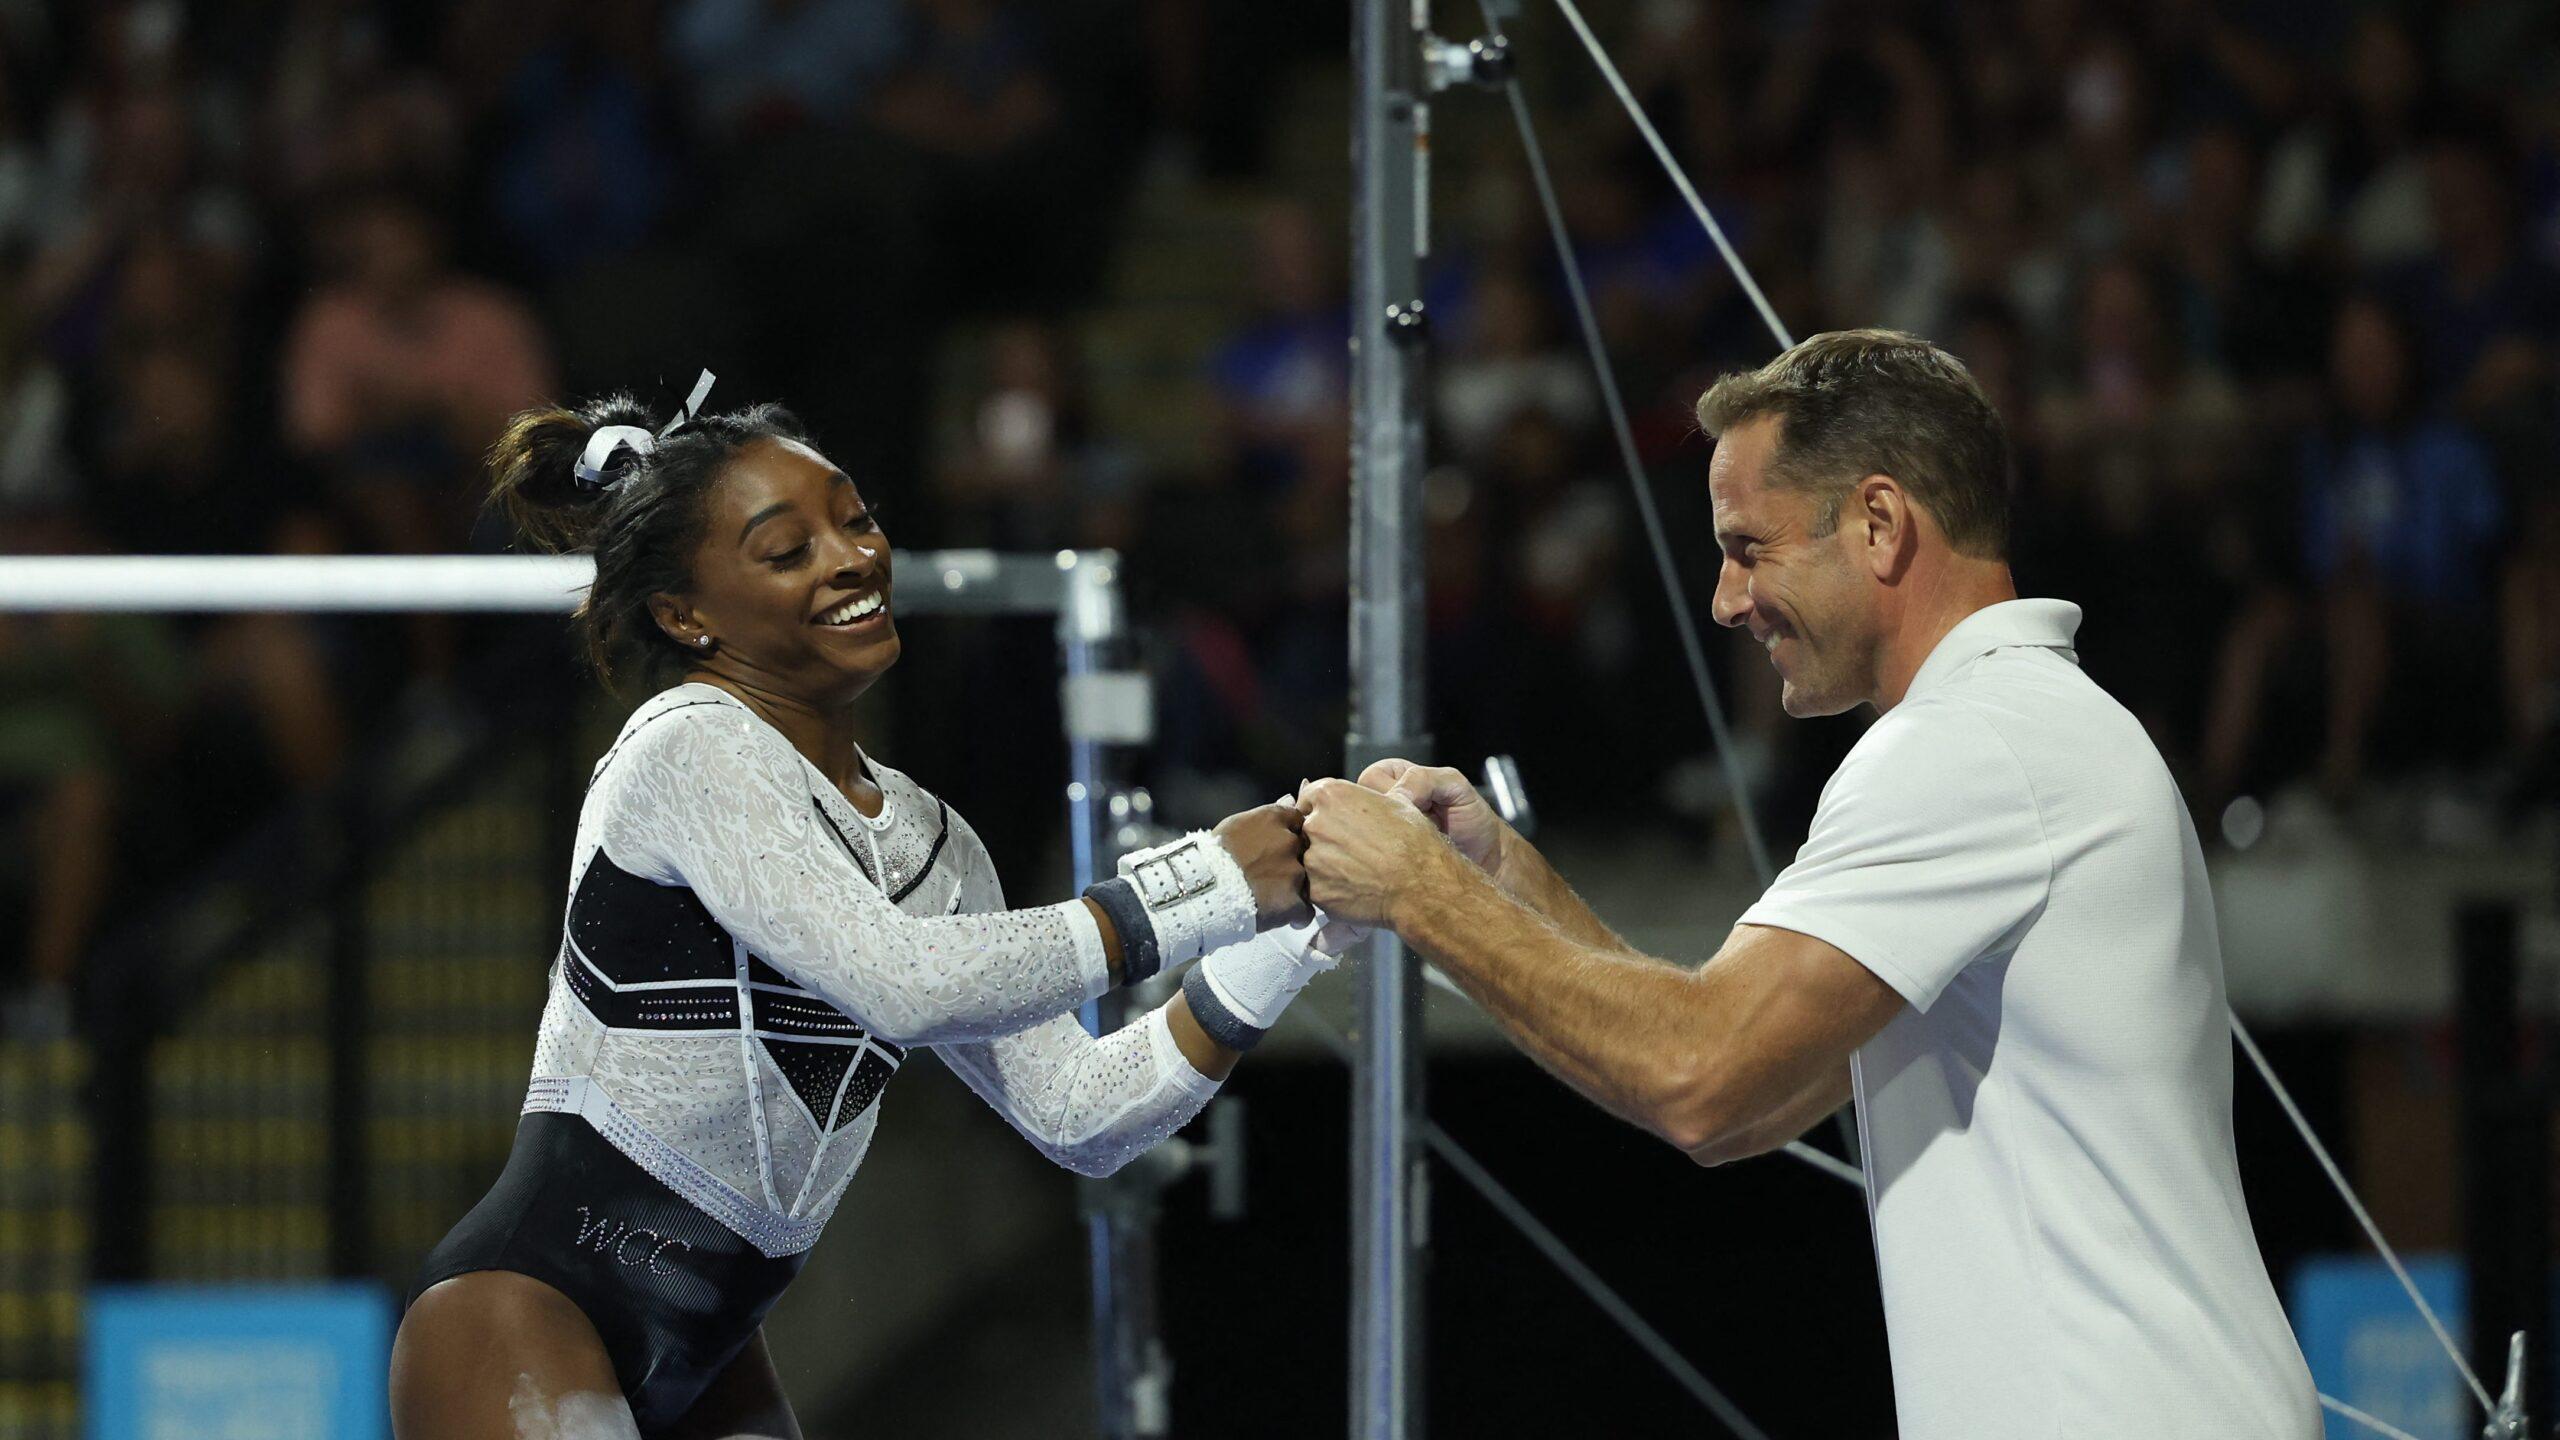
[937,1007,1225,1178]
[599,704,1179,1048]
[932,842,1315,1178]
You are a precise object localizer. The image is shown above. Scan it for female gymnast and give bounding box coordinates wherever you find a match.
[389,378,1336,1439]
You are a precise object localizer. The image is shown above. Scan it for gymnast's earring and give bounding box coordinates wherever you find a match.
[696,635,714,649]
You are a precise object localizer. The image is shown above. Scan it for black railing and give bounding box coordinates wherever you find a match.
[80,632,581,1286]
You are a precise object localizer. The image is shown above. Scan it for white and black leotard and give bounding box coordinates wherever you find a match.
[412,684,1220,1427]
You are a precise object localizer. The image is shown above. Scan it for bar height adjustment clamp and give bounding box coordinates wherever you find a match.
[2478,1330,2528,1440]
[1424,33,1513,92]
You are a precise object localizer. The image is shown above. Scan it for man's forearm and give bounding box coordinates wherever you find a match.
[1396,866,1709,1140]
[1490,827,1637,955]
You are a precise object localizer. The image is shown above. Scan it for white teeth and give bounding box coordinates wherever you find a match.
[820,593,884,625]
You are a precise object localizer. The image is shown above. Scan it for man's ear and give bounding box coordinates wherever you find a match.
[1856,475,1917,582]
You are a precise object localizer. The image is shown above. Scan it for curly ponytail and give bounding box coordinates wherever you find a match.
[484,390,810,688]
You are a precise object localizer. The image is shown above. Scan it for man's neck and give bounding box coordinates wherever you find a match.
[1871,564,2020,712]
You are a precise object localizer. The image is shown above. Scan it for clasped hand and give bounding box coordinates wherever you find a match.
[1295,760,1507,931]
[1213,759,1509,937]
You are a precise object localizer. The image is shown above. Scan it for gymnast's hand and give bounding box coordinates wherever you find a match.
[1297,777,1475,931]
[1213,801,1313,929]
[1356,759,1509,880]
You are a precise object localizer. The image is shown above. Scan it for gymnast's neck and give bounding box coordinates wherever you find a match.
[687,669,875,796]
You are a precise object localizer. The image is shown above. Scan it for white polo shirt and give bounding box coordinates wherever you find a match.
[1740,599,2318,1439]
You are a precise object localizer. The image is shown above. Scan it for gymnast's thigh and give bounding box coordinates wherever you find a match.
[656,1329,803,1440]
[390,1269,638,1440]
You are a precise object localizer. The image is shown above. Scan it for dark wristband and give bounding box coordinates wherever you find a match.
[1082,876,1162,985]
[1181,962,1265,1053]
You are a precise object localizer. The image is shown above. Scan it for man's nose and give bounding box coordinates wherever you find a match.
[1710,560,1750,628]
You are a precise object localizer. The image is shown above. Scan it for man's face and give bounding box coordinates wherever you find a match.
[1709,414,1878,717]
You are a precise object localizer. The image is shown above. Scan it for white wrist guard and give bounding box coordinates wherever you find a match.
[1183,913,1356,1052]
[1082,830,1258,985]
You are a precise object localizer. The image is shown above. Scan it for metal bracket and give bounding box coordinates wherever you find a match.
[1423,33,1514,92]
[2480,1330,2529,1439]
[1384,300,1429,344]
[1480,754,1535,838]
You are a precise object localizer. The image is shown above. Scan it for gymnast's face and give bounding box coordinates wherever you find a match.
[1708,414,1879,718]
[668,436,901,706]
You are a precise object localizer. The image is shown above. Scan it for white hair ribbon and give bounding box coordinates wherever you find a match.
[570,370,718,491]
[572,425,656,491]
[658,369,717,439]
[570,422,655,489]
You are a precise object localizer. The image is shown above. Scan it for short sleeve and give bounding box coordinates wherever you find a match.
[1739,700,2051,1012]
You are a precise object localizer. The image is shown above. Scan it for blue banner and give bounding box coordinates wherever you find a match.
[2291,1256,2467,1440]
[86,1285,392,1440]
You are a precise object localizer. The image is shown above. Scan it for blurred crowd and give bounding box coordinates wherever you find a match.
[1148,0,2560,860]
[1,0,2557,1031]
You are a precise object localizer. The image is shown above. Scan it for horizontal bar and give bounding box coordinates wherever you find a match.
[0,551,1098,617]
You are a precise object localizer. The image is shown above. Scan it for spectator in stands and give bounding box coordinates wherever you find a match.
[0,310,69,510]
[0,508,183,1041]
[1434,266,1594,466]
[1944,159,2072,371]
[2164,123,2328,392]
[1209,201,1346,495]
[2386,132,2558,459]
[937,318,1142,553]
[2037,256,2250,755]
[282,188,552,554]
[671,0,908,141]
[18,83,257,369]
[2201,297,2503,811]
[487,6,671,279]
[2257,12,2438,269]
[87,340,346,794]
[872,0,1107,307]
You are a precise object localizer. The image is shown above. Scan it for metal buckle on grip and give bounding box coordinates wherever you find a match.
[1125,836,1218,909]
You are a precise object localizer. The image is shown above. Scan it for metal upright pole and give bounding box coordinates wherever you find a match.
[1062,553,1179,1439]
[2456,900,2550,1427]
[1350,0,1432,1434]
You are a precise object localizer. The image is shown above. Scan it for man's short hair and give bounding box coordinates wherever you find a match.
[1695,328,2012,559]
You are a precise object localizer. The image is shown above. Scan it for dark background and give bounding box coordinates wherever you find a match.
[0,0,2553,1435]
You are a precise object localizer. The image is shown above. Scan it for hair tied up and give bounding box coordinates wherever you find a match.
[572,424,657,491]
[570,370,718,492]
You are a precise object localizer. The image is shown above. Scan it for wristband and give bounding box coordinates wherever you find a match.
[1183,916,1353,1052]
[1083,830,1258,986]
[1080,876,1161,984]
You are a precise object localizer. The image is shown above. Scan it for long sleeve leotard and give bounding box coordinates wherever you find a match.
[526,684,1221,1256]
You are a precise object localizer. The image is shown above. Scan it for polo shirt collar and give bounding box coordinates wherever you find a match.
[1900,598,2083,704]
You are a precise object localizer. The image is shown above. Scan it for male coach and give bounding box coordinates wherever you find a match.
[1297,330,2318,1436]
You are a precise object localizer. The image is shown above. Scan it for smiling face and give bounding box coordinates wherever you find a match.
[1708,414,1881,717]
[654,435,900,707]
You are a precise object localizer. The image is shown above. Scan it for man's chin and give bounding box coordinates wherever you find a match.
[1779,680,1856,719]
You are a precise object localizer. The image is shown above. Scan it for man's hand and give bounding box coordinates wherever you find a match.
[1212,801,1311,928]
[1356,759,1510,880]
[1297,777,1477,930]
